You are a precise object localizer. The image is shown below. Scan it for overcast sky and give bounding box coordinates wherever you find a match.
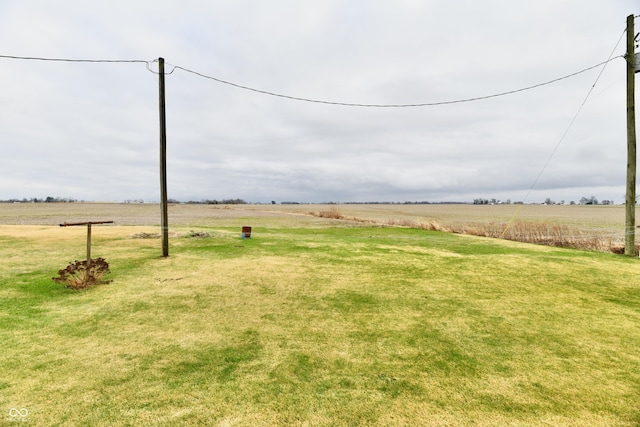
[0,1,637,203]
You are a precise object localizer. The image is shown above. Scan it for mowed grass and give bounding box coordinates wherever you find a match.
[1,220,639,426]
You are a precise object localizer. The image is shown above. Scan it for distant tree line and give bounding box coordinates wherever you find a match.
[1,197,249,204]
[473,196,617,205]
[183,199,247,205]
[577,196,615,205]
[473,198,513,205]
[548,196,615,205]
[1,196,624,205]
[0,196,77,203]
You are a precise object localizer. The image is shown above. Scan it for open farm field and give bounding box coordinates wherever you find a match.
[0,201,635,229]
[0,202,636,251]
[1,203,639,425]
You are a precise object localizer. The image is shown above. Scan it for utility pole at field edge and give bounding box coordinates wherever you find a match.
[625,15,637,257]
[159,57,169,257]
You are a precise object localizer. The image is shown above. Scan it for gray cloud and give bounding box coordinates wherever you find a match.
[0,0,636,203]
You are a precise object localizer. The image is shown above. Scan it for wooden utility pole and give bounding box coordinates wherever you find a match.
[625,15,637,257]
[159,57,169,257]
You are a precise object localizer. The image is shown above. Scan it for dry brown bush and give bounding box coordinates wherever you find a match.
[313,206,345,220]
[186,230,212,238]
[455,221,621,252]
[129,232,161,239]
[52,258,111,289]
[384,218,450,232]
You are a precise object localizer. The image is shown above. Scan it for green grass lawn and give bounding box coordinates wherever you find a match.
[1,223,639,426]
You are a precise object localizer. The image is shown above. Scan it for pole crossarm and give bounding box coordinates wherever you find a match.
[58,221,114,267]
[59,221,115,227]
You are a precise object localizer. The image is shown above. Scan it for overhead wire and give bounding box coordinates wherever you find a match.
[499,27,628,238]
[0,53,624,108]
[167,57,622,107]
[0,54,152,64]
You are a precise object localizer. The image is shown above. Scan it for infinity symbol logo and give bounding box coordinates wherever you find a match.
[9,408,28,418]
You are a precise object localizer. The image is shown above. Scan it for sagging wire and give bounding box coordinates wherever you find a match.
[499,28,628,239]
[165,57,623,108]
[0,54,152,64]
[0,53,624,108]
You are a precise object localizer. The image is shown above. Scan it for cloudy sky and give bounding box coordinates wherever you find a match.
[0,1,637,203]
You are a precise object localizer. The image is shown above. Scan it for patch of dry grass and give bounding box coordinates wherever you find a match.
[452,220,632,253]
[304,205,637,254]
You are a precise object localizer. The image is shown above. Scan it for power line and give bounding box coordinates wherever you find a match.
[168,57,623,107]
[528,39,623,193]
[500,28,627,238]
[0,53,623,108]
[0,54,152,64]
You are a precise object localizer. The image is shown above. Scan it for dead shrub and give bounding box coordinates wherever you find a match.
[129,232,161,239]
[314,206,345,220]
[384,218,450,232]
[53,258,111,289]
[129,231,179,239]
[186,230,212,238]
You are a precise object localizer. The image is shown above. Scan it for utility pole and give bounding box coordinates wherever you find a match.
[159,57,169,257]
[625,15,637,257]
